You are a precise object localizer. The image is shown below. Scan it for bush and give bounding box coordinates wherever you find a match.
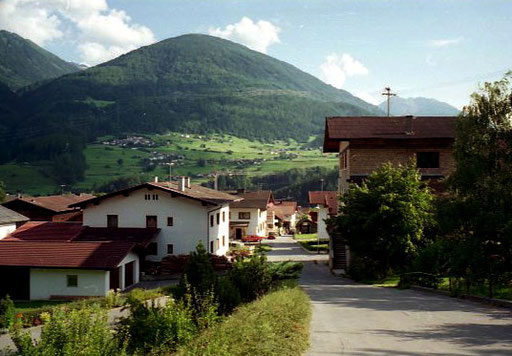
[118,298,197,354]
[229,255,272,302]
[412,242,444,275]
[215,277,241,315]
[12,305,125,356]
[347,255,383,281]
[0,295,15,329]
[177,243,217,298]
[267,262,303,281]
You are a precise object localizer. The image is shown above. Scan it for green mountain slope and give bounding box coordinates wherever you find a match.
[17,34,381,141]
[0,30,80,91]
[379,96,460,116]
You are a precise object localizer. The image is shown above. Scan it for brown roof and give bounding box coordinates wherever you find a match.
[323,116,456,152]
[270,201,297,221]
[4,194,95,213]
[0,241,136,269]
[229,191,274,210]
[71,182,240,208]
[4,221,158,246]
[308,191,338,215]
[0,205,28,225]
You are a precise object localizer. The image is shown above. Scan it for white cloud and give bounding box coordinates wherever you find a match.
[429,37,463,47]
[209,17,280,53]
[355,91,380,105]
[0,0,155,65]
[319,53,369,89]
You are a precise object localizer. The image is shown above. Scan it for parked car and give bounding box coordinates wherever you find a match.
[267,232,276,240]
[242,235,263,243]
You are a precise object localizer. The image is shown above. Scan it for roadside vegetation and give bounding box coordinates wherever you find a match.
[328,74,512,300]
[1,244,308,355]
[299,240,329,253]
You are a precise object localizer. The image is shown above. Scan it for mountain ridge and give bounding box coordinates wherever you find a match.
[379,96,460,116]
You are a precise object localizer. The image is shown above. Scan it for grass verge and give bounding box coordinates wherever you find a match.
[176,286,311,356]
[361,275,400,288]
[293,233,318,241]
[298,240,329,253]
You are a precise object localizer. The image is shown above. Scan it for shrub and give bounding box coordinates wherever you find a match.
[215,277,241,315]
[176,243,217,298]
[0,295,15,329]
[267,261,303,281]
[229,255,272,302]
[12,305,125,356]
[118,298,197,354]
[347,255,383,281]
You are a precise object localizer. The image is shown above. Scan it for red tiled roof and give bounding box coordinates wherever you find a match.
[229,191,273,210]
[71,182,240,208]
[4,221,84,241]
[52,211,83,222]
[308,191,338,215]
[323,116,456,152]
[4,221,158,246]
[0,241,135,269]
[5,194,95,213]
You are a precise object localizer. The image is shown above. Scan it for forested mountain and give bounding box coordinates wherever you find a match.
[1,33,382,183]
[379,96,460,116]
[0,30,80,91]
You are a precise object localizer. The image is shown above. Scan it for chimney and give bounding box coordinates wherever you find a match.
[405,115,415,135]
[154,176,159,183]
[178,176,189,191]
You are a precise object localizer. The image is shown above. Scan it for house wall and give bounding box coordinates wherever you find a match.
[348,147,455,176]
[207,205,230,256]
[30,269,109,300]
[0,223,16,240]
[230,207,267,237]
[82,188,229,259]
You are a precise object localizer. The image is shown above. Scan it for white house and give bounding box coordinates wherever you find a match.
[270,201,298,235]
[228,190,274,239]
[73,177,240,259]
[308,191,338,240]
[0,205,28,239]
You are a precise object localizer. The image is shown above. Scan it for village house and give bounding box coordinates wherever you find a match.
[0,221,157,300]
[2,193,94,222]
[269,201,298,235]
[0,205,28,239]
[308,191,338,240]
[323,115,457,195]
[228,190,274,239]
[71,177,240,259]
[323,115,456,270]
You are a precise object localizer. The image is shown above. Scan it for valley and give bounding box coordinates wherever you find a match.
[0,133,337,195]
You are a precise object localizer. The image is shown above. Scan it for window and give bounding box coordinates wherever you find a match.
[210,240,214,253]
[417,152,440,168]
[146,215,157,228]
[239,212,251,219]
[67,275,78,287]
[107,214,118,228]
[210,215,214,227]
[222,211,226,222]
[144,194,150,200]
[152,194,159,200]
[222,235,226,247]
[167,217,174,226]
[216,213,220,225]
[167,244,174,254]
[147,242,158,255]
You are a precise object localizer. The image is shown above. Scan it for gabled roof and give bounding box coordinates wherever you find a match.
[0,205,28,225]
[323,116,456,152]
[0,241,136,269]
[270,201,297,221]
[229,190,274,210]
[308,191,338,215]
[71,182,240,208]
[3,194,95,213]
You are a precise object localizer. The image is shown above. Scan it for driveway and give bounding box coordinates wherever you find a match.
[267,237,512,356]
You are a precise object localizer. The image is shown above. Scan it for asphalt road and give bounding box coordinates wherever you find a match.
[267,237,512,356]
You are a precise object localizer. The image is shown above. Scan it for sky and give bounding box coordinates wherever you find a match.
[0,0,511,109]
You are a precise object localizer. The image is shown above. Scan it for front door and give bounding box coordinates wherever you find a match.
[0,267,30,300]
[110,267,120,290]
[236,228,242,239]
[124,262,135,288]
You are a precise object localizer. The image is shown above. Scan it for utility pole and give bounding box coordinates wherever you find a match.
[60,184,66,195]
[167,162,174,183]
[320,178,324,191]
[381,87,396,117]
